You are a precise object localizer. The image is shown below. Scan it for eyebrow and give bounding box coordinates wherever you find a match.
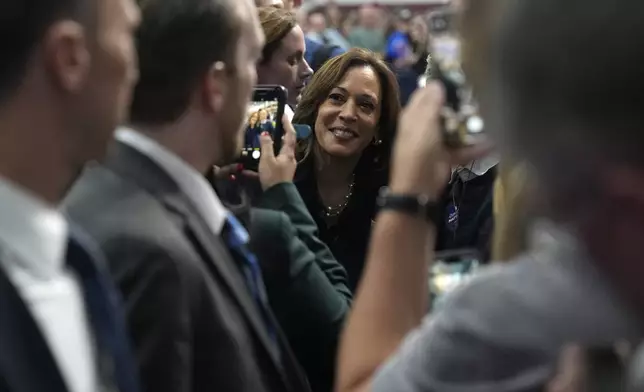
[333,86,378,103]
[289,50,305,59]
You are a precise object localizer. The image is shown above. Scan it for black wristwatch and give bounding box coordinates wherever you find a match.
[376,186,440,225]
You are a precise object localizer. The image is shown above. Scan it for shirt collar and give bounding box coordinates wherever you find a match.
[115,127,229,234]
[456,155,499,182]
[0,177,68,277]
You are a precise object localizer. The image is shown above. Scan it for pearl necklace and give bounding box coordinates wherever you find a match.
[323,176,355,218]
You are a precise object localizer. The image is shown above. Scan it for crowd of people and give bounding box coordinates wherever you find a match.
[3,0,644,392]
[296,1,433,105]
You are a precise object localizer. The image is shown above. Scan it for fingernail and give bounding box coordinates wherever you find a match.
[229,174,236,181]
[236,163,244,171]
[261,131,269,136]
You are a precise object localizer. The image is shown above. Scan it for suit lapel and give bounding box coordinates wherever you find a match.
[164,194,284,364]
[105,141,286,378]
[0,267,68,392]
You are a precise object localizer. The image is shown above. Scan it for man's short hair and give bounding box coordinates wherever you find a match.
[0,0,92,103]
[130,0,241,125]
[307,6,327,19]
[495,0,644,179]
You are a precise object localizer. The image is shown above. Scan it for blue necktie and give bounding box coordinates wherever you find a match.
[66,236,140,392]
[223,214,279,350]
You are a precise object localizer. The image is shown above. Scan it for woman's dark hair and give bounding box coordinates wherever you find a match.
[258,6,297,65]
[293,48,401,176]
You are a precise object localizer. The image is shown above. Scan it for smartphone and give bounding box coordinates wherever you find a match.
[425,10,486,148]
[429,249,481,310]
[239,85,287,171]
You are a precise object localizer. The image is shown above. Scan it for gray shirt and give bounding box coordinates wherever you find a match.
[373,222,642,392]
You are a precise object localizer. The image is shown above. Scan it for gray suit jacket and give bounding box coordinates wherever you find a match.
[372,223,643,392]
[64,141,310,392]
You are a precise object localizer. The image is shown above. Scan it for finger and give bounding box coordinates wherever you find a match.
[279,124,297,158]
[281,114,296,135]
[240,170,260,179]
[213,164,241,178]
[259,132,275,160]
[547,345,587,392]
[406,81,445,114]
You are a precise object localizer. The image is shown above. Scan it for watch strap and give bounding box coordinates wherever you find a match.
[376,187,440,225]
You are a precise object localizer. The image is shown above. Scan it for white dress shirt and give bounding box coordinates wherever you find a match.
[115,127,229,235]
[0,177,100,392]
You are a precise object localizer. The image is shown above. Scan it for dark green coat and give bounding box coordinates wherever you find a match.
[249,183,352,392]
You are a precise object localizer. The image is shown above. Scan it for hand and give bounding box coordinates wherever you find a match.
[389,82,492,198]
[257,114,297,190]
[546,345,587,392]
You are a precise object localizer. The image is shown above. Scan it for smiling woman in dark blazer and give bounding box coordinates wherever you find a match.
[292,48,402,291]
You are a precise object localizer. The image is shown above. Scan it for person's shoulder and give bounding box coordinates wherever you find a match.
[441,237,638,347]
[65,164,170,232]
[375,233,640,392]
[371,255,565,392]
[330,45,346,58]
[305,36,322,50]
[65,164,203,272]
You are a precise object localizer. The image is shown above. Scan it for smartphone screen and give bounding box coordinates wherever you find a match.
[240,85,286,170]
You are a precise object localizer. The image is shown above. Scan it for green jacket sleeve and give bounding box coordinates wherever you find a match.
[251,182,352,392]
[258,182,352,302]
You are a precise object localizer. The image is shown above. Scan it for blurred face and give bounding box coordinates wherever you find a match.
[257,25,313,107]
[314,65,382,158]
[327,5,341,26]
[410,16,428,44]
[258,109,268,121]
[217,0,264,164]
[308,13,327,34]
[249,112,258,125]
[359,7,381,29]
[75,0,140,163]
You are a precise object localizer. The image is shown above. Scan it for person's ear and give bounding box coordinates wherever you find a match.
[202,61,227,114]
[43,20,90,94]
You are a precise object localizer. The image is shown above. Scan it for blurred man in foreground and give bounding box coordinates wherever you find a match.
[0,0,141,391]
[336,0,644,391]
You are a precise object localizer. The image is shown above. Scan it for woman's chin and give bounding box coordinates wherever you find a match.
[320,142,361,159]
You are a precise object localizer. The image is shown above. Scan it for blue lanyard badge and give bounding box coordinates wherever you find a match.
[446,202,459,232]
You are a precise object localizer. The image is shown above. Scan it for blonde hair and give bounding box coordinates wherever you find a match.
[492,163,532,261]
[257,6,297,64]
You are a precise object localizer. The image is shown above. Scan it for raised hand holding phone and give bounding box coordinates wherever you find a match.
[257,114,297,190]
[389,82,491,199]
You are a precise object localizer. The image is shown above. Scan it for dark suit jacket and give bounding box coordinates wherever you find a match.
[63,141,310,392]
[0,226,135,392]
[247,183,352,392]
[0,267,70,392]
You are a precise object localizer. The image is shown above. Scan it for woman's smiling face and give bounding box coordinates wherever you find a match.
[314,65,382,158]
